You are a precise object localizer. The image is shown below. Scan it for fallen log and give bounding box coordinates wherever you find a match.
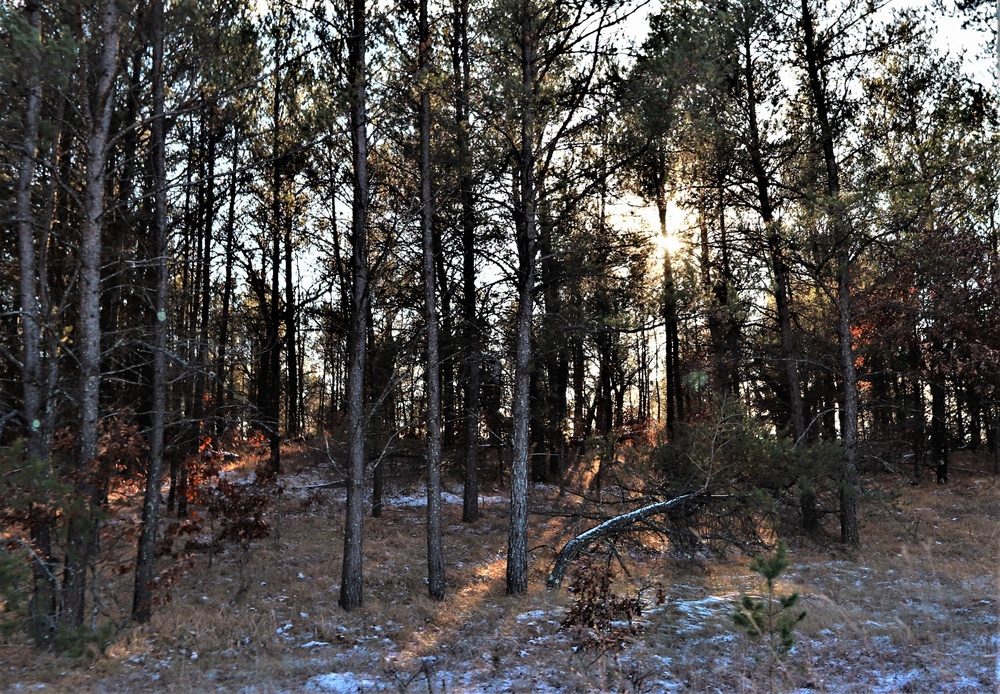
[546,491,703,591]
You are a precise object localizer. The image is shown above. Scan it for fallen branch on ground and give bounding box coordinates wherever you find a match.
[288,480,347,490]
[546,491,705,591]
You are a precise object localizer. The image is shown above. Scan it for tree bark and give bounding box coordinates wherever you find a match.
[451,0,481,523]
[419,0,445,601]
[930,348,948,484]
[64,0,120,629]
[740,26,813,526]
[133,0,168,623]
[507,1,537,596]
[340,0,370,611]
[216,141,239,439]
[658,194,684,436]
[266,39,284,475]
[15,0,57,644]
[800,0,859,545]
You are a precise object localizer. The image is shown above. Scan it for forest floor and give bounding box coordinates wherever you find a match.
[1,441,997,693]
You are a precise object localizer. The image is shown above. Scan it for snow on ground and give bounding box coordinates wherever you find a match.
[386,490,507,507]
[293,560,995,693]
[305,672,380,691]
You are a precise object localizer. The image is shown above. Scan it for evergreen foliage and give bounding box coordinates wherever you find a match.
[0,545,28,638]
[733,538,807,688]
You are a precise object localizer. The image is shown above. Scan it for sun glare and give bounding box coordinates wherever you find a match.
[654,231,684,256]
[611,195,690,258]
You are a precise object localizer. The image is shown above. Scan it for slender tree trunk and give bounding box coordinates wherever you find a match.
[836,267,860,544]
[133,0,168,623]
[699,196,730,400]
[367,305,382,518]
[266,47,284,475]
[572,294,585,440]
[419,0,445,599]
[507,3,536,596]
[169,159,195,515]
[181,108,216,519]
[930,344,948,484]
[800,0,859,545]
[200,122,217,412]
[909,339,925,484]
[286,211,299,437]
[64,0,119,629]
[741,28,812,525]
[340,0,370,610]
[284,53,300,440]
[216,141,239,439]
[539,202,567,483]
[658,194,683,435]
[16,0,56,644]
[453,0,481,522]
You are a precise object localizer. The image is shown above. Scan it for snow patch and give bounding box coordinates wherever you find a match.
[305,672,382,691]
[387,491,505,507]
[671,594,736,629]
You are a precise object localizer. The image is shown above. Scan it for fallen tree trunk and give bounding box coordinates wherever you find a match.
[546,492,703,590]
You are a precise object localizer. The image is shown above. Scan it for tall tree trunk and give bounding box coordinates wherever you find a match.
[133,0,168,623]
[266,46,284,475]
[454,0,481,522]
[572,292,586,440]
[419,0,445,599]
[699,193,733,401]
[15,0,56,644]
[909,338,925,484]
[539,203,567,483]
[367,304,383,518]
[741,27,812,526]
[340,0,370,611]
[658,192,683,436]
[64,0,119,629]
[507,3,537,596]
[168,160,195,515]
[800,0,859,545]
[216,141,239,439]
[286,209,299,437]
[930,342,949,484]
[836,266,861,543]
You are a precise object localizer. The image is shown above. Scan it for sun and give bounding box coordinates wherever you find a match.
[654,231,684,256]
[606,194,690,260]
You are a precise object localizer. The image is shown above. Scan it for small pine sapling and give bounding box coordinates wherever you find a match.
[732,539,806,689]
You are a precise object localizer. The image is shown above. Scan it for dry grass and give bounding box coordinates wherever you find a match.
[1,442,997,692]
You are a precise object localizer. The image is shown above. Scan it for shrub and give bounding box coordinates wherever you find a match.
[560,557,647,661]
[644,406,842,553]
[0,544,29,639]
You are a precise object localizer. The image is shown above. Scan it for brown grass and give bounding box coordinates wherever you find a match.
[1,442,997,692]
